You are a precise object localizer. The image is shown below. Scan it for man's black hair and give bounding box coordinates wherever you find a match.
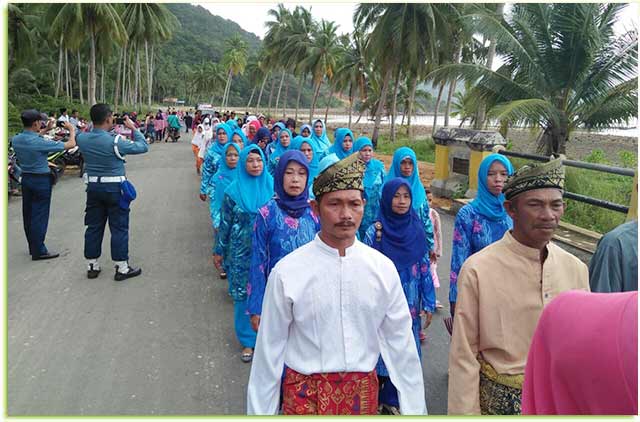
[286,118,296,129]
[60,107,67,114]
[71,109,78,114]
[90,103,113,124]
[21,109,45,127]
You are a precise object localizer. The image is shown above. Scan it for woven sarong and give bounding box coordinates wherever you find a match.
[478,354,523,415]
[282,367,378,415]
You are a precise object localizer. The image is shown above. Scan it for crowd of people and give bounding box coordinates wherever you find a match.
[11,103,637,416]
[189,112,637,416]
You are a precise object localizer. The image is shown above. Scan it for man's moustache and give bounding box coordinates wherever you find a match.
[335,222,355,227]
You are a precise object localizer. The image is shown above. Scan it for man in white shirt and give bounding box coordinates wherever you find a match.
[247,154,427,415]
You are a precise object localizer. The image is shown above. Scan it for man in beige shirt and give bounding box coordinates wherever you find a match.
[448,158,589,415]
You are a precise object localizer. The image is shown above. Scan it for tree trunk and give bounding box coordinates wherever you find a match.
[222,69,232,109]
[145,40,152,107]
[371,66,393,147]
[246,85,256,109]
[348,82,354,128]
[55,40,63,98]
[89,33,97,106]
[274,70,285,116]
[294,73,304,122]
[390,67,401,142]
[406,73,418,136]
[255,72,269,114]
[324,84,335,124]
[149,45,155,106]
[432,81,445,136]
[121,43,128,107]
[267,75,276,116]
[114,47,122,111]
[475,3,504,129]
[78,50,84,104]
[309,80,323,123]
[282,78,289,117]
[64,48,70,100]
[445,43,462,127]
[134,44,141,106]
[101,56,105,103]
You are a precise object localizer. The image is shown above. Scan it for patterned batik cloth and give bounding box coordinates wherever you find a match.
[312,154,365,198]
[449,204,512,304]
[478,355,523,415]
[282,367,379,415]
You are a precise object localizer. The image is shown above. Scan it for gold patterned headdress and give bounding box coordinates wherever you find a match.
[503,158,565,200]
[312,154,365,198]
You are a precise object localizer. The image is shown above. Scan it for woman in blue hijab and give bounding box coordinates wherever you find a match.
[270,121,286,144]
[200,122,232,204]
[386,147,435,253]
[354,136,386,239]
[310,119,332,151]
[213,144,274,363]
[267,128,292,176]
[327,127,354,160]
[449,153,514,316]
[299,124,312,138]
[210,142,240,231]
[231,128,249,149]
[253,127,272,160]
[247,150,321,331]
[291,135,320,198]
[362,177,435,414]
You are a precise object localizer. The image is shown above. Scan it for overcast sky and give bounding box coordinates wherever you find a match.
[194,2,637,40]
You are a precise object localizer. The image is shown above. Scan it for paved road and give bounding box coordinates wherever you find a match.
[7,132,455,415]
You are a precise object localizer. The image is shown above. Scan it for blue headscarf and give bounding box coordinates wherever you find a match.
[271,128,293,161]
[227,119,239,130]
[209,123,232,156]
[224,144,274,213]
[300,124,313,138]
[291,135,320,190]
[310,119,332,151]
[386,147,428,210]
[354,136,386,189]
[374,178,427,271]
[471,153,514,221]
[231,128,249,147]
[274,150,311,218]
[327,128,354,160]
[271,122,286,142]
[212,143,240,212]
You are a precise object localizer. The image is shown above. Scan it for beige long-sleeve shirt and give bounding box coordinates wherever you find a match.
[447,231,589,415]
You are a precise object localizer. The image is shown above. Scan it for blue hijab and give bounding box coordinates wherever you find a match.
[231,128,249,147]
[300,124,313,138]
[224,144,274,213]
[471,153,514,221]
[354,136,386,189]
[328,128,354,160]
[212,143,240,212]
[271,122,285,142]
[227,119,239,130]
[271,128,293,161]
[375,178,428,271]
[291,135,320,189]
[386,147,428,211]
[209,123,232,156]
[310,119,332,151]
[274,150,311,218]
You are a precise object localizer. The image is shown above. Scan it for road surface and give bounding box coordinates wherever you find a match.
[7,132,455,415]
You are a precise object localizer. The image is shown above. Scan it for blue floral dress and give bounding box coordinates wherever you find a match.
[200,149,223,198]
[363,224,435,377]
[214,194,259,301]
[247,201,321,316]
[358,164,386,241]
[449,204,513,304]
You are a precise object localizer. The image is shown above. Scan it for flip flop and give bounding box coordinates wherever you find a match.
[241,350,253,363]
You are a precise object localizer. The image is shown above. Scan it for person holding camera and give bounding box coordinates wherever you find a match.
[76,104,149,281]
[12,109,77,260]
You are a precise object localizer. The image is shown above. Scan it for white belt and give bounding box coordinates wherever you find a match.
[87,175,126,183]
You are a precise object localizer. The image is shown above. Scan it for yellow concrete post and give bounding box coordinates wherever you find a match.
[627,169,638,221]
[434,144,450,181]
[468,150,491,192]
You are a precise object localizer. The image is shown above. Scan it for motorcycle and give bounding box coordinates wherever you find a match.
[45,128,84,177]
[8,144,22,196]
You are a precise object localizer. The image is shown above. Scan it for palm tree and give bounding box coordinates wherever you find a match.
[301,19,341,122]
[221,35,249,109]
[334,30,367,128]
[428,3,638,155]
[8,4,37,72]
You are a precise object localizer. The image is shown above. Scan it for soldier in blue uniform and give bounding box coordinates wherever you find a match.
[77,104,149,281]
[12,109,77,260]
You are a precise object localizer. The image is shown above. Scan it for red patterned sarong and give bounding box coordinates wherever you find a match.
[282,367,378,415]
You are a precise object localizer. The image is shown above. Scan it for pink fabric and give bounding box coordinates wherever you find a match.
[247,120,262,142]
[429,208,442,257]
[430,262,440,289]
[522,290,638,415]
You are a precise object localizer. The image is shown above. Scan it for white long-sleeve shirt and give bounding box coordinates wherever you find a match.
[247,235,427,415]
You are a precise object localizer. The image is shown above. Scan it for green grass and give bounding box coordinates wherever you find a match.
[509,155,634,234]
[374,134,436,163]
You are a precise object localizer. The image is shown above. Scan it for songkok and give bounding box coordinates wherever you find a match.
[503,158,565,200]
[312,153,365,198]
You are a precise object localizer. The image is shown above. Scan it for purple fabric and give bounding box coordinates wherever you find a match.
[375,178,427,271]
[274,150,310,218]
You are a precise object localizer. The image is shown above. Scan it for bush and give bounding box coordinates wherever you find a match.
[619,151,637,169]
[375,134,436,163]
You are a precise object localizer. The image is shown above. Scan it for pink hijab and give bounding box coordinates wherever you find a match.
[522,290,638,415]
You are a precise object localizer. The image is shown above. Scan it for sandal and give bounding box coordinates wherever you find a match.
[241,348,253,363]
[220,272,227,279]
